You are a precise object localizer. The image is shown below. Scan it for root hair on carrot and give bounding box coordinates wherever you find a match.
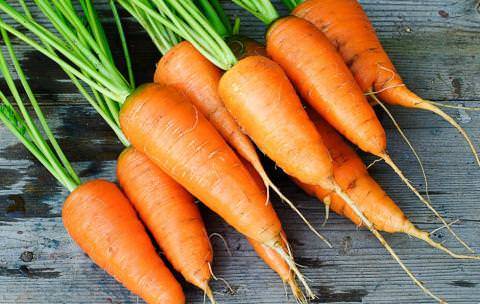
[208,262,234,295]
[415,101,480,168]
[370,93,431,203]
[380,153,474,254]
[209,232,232,257]
[273,245,316,300]
[266,174,332,248]
[430,219,460,235]
[408,226,480,260]
[321,195,331,227]
[367,157,383,169]
[332,186,446,303]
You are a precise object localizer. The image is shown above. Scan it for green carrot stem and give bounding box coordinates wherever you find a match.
[196,0,230,37]
[231,0,279,25]
[110,0,136,88]
[280,0,303,11]
[1,29,80,185]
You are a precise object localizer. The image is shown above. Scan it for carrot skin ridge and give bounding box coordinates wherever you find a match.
[63,179,185,304]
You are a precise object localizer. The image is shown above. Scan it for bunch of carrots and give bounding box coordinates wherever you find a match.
[0,0,478,303]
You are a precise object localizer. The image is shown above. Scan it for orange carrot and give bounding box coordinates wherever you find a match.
[264,13,471,253]
[119,83,311,297]
[295,110,479,259]
[240,156,304,300]
[63,179,185,304]
[153,40,322,244]
[117,147,215,302]
[155,41,277,204]
[218,54,445,302]
[293,0,479,167]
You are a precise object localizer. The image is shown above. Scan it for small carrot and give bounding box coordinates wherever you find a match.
[63,180,186,304]
[117,147,215,302]
[0,32,185,304]
[119,83,311,298]
[292,0,479,167]
[296,109,479,260]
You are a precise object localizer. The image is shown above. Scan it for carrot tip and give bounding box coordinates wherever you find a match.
[408,227,480,260]
[381,153,475,254]
[204,284,217,304]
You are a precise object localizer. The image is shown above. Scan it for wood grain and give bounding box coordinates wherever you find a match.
[0,1,479,303]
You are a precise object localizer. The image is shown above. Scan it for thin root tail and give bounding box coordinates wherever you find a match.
[204,285,217,304]
[260,170,332,248]
[273,246,316,300]
[322,196,331,227]
[416,101,480,168]
[333,185,445,303]
[381,153,474,254]
[409,227,480,260]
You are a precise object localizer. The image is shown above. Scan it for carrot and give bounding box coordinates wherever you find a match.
[0,32,185,304]
[296,109,479,260]
[117,147,216,302]
[292,0,479,167]
[240,156,305,301]
[218,53,443,302]
[231,0,472,255]
[119,83,312,298]
[134,1,451,300]
[63,180,185,304]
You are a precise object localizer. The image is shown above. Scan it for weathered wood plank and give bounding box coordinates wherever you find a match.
[0,0,479,303]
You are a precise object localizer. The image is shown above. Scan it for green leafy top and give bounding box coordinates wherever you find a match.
[0,0,133,104]
[118,0,238,70]
[0,29,80,192]
[231,0,279,25]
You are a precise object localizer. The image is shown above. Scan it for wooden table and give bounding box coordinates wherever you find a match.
[0,1,479,303]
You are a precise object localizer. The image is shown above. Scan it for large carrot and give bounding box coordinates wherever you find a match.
[120,0,327,250]
[297,109,479,260]
[0,31,185,304]
[233,0,473,255]
[119,0,302,226]
[292,0,479,167]
[0,2,218,301]
[119,83,312,298]
[132,1,452,301]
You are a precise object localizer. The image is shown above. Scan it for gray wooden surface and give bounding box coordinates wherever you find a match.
[0,0,479,303]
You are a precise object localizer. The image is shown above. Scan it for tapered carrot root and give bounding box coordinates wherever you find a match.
[296,112,480,260]
[117,147,215,299]
[293,0,479,167]
[119,83,312,297]
[155,41,299,214]
[63,179,185,304]
[241,157,307,303]
[219,55,446,302]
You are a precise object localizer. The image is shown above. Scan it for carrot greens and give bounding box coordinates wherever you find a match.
[0,29,79,192]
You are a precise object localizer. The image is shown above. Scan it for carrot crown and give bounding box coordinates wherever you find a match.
[231,0,280,25]
[0,29,80,192]
[0,0,133,105]
[121,0,238,70]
